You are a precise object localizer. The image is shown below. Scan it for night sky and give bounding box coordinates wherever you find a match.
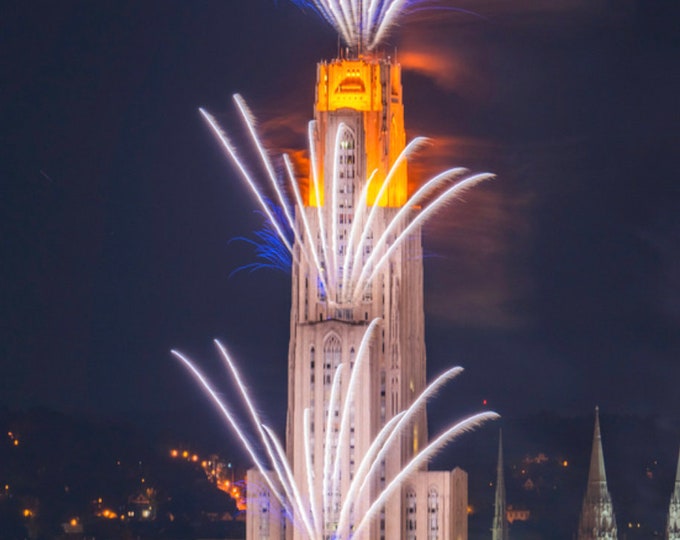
[2,0,679,442]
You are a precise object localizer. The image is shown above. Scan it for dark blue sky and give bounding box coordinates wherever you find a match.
[1,1,679,436]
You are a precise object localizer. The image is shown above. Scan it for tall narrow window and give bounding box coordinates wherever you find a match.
[427,488,439,540]
[323,334,342,530]
[349,347,356,480]
[310,346,316,412]
[406,488,417,540]
[362,230,374,302]
[258,489,271,539]
[323,335,341,388]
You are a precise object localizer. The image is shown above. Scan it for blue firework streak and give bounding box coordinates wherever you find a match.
[230,203,293,276]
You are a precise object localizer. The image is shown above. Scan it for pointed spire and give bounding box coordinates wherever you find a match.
[577,407,618,540]
[667,446,680,539]
[492,429,508,540]
[587,406,608,490]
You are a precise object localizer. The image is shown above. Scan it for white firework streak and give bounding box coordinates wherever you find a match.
[351,171,495,303]
[307,120,332,297]
[198,107,296,260]
[298,0,414,50]
[201,96,494,308]
[174,323,498,540]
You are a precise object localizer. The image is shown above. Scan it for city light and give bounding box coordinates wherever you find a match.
[8,431,20,446]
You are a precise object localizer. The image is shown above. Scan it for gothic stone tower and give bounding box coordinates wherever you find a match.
[247,54,467,540]
[287,54,425,540]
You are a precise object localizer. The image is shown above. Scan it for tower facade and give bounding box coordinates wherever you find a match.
[247,54,467,540]
[491,431,508,540]
[667,447,680,540]
[577,407,618,540]
[288,54,425,540]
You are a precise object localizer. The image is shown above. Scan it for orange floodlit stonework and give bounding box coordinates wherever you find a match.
[309,56,407,208]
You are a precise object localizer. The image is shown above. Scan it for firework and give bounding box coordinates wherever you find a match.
[200,96,494,307]
[173,326,498,540]
[291,0,427,51]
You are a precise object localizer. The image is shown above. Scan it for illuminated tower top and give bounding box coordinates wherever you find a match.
[310,55,407,208]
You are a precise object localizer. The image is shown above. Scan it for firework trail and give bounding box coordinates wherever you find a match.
[200,97,493,307]
[173,327,498,540]
[291,0,433,50]
[182,4,499,536]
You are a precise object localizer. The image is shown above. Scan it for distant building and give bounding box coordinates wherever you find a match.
[126,491,156,521]
[491,430,508,540]
[576,407,618,540]
[667,447,680,540]
[61,519,84,535]
[505,506,530,525]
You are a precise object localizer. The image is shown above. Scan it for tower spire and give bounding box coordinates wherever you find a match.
[577,407,618,540]
[667,446,680,539]
[492,429,508,540]
[588,406,608,489]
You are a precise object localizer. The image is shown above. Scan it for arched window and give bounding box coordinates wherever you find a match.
[323,335,341,387]
[427,487,439,540]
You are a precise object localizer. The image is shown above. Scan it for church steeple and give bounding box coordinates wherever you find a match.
[492,430,508,540]
[577,407,618,540]
[587,406,608,493]
[667,446,680,540]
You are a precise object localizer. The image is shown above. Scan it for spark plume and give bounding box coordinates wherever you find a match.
[294,1,489,51]
[200,96,494,307]
[290,0,435,50]
[229,207,293,276]
[192,8,499,534]
[173,325,498,540]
